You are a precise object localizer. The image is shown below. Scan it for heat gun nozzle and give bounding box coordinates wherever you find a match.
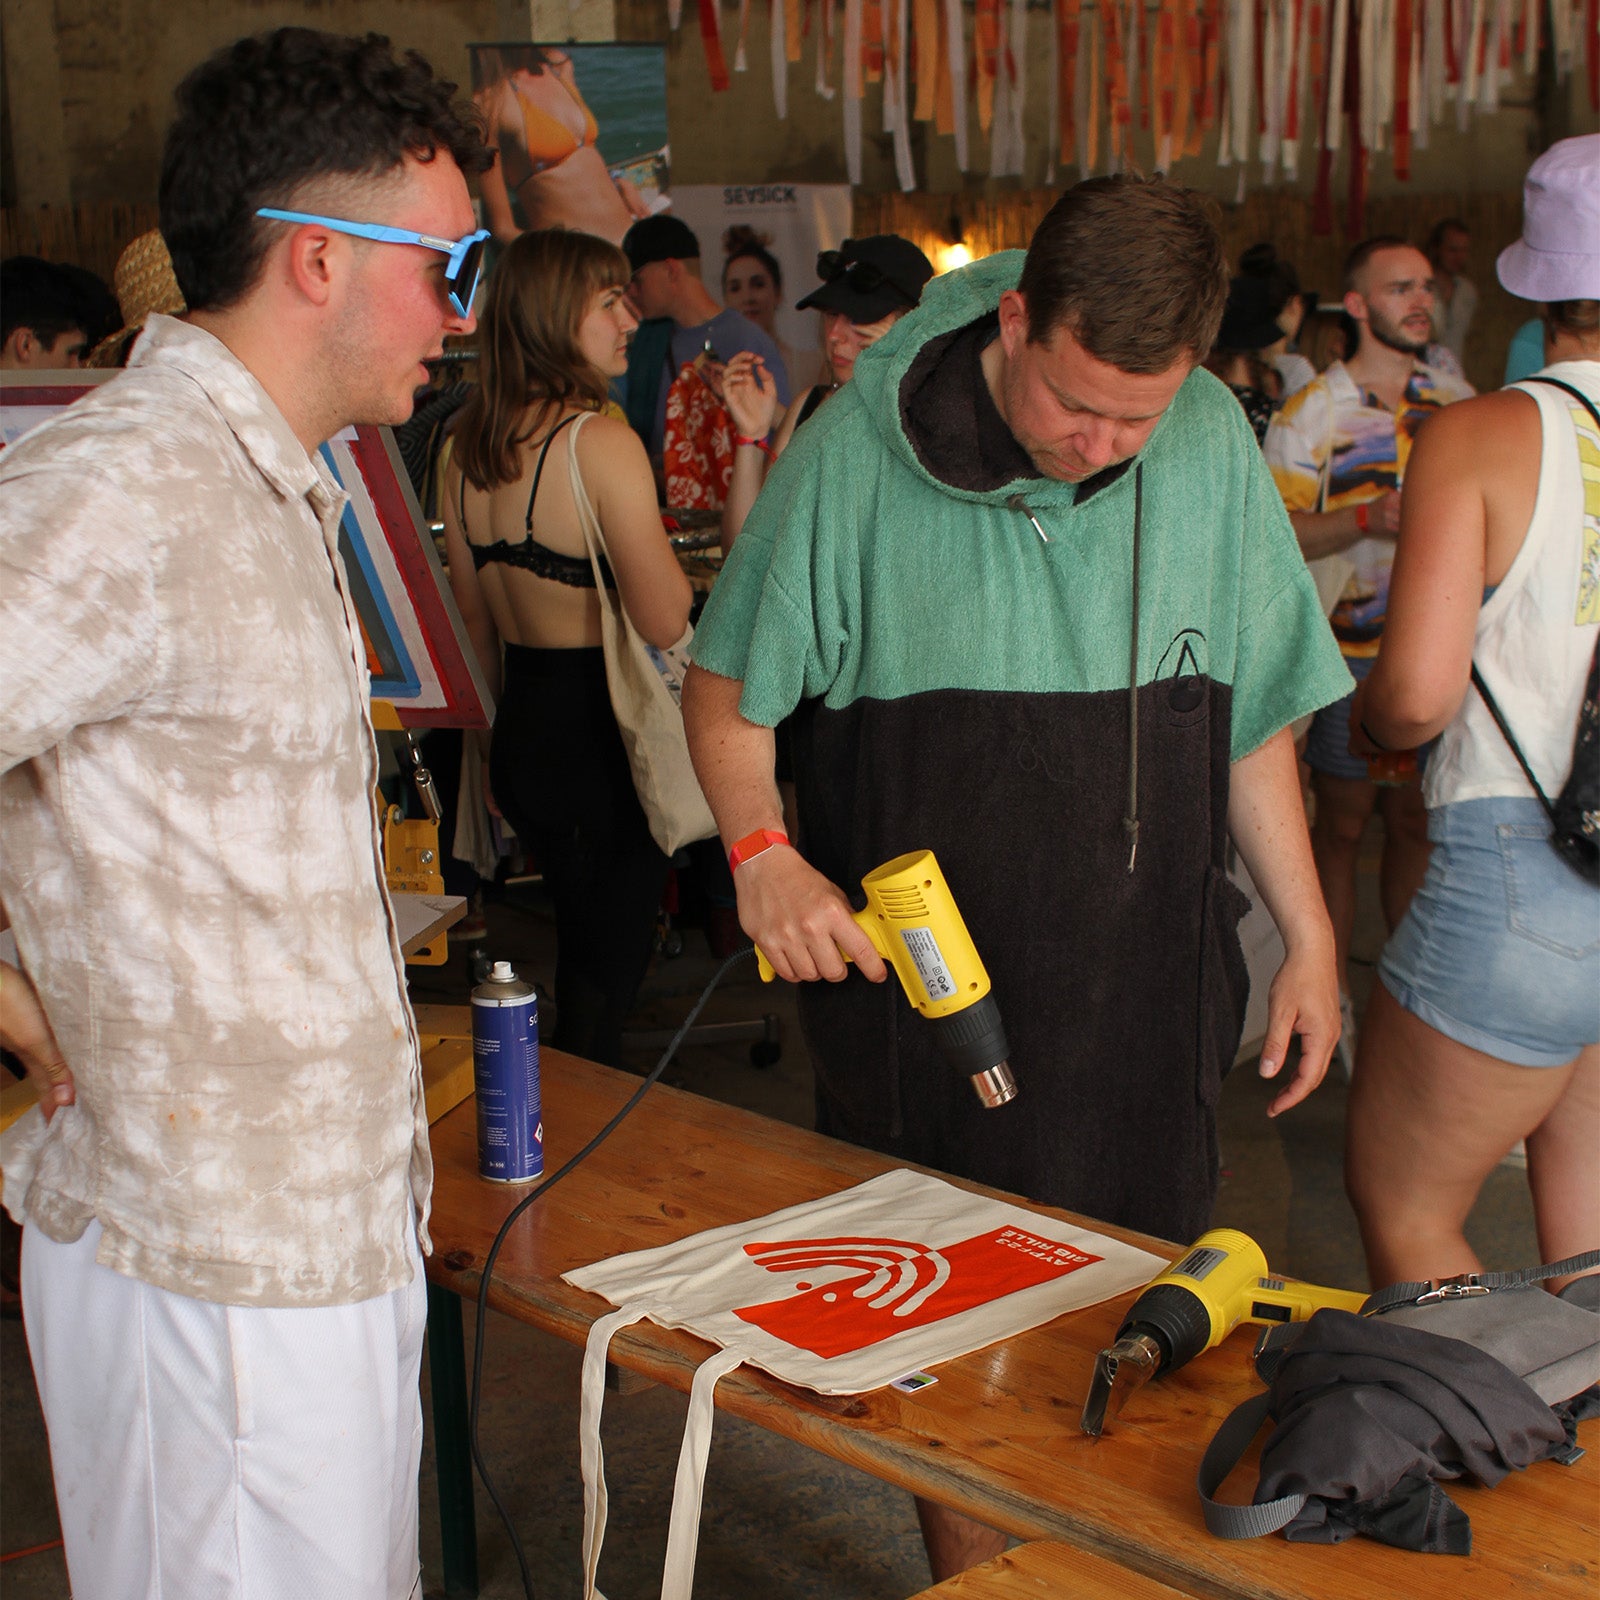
[930,994,1017,1109]
[970,1062,1018,1107]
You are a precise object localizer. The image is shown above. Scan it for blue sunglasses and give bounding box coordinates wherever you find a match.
[255,208,490,318]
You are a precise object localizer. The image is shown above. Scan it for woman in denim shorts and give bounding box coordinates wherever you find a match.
[1344,152,1600,1291]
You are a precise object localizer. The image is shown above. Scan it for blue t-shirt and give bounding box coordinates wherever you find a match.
[1504,318,1544,386]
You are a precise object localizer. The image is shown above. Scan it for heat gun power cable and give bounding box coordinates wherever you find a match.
[466,945,756,1599]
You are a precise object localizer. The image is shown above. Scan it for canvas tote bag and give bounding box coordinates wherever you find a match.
[567,413,717,855]
[564,1166,1167,1600]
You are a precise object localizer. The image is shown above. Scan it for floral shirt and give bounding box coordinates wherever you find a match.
[0,316,430,1308]
[1266,358,1473,656]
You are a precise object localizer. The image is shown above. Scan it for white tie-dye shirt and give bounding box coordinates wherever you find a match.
[0,315,431,1308]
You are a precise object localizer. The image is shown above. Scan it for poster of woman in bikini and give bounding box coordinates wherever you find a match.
[468,43,670,247]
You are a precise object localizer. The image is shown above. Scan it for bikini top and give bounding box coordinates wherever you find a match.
[463,413,615,590]
[516,62,600,176]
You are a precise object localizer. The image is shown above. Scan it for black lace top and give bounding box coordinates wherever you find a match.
[463,414,615,589]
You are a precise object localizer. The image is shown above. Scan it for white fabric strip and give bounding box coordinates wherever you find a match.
[944,0,970,168]
[658,1349,746,1600]
[579,1306,651,1600]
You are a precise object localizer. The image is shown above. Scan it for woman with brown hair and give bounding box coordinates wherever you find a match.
[442,228,692,1065]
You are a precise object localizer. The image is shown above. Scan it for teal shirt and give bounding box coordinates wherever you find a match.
[693,251,1350,763]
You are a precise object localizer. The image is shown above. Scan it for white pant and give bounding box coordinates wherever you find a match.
[22,1219,426,1600]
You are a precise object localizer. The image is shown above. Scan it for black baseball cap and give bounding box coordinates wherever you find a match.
[622,215,702,272]
[795,235,934,323]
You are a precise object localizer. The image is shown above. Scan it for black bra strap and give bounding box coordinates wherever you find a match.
[525,413,581,531]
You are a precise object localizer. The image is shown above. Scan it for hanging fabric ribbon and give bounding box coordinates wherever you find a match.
[976,0,1002,133]
[1047,0,1062,178]
[670,0,685,30]
[843,0,864,182]
[1259,0,1282,176]
[1395,0,1413,174]
[1058,0,1082,169]
[1154,0,1176,167]
[1178,0,1203,156]
[789,0,805,60]
[816,0,838,97]
[943,0,970,165]
[1106,0,1133,165]
[772,0,790,116]
[1008,0,1029,173]
[1086,1,1102,171]
[889,0,918,188]
[700,0,733,90]
[864,0,886,78]
[1345,0,1368,238]
[914,0,941,119]
[735,0,752,70]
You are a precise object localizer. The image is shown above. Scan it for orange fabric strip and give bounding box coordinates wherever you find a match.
[977,0,1001,131]
[788,0,805,60]
[1059,0,1081,164]
[700,0,732,89]
[914,0,940,116]
[935,0,956,132]
[865,0,885,80]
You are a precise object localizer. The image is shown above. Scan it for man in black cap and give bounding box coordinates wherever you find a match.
[621,213,790,458]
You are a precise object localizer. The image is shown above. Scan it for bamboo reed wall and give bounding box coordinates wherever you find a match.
[1,203,161,291]
[856,186,1529,392]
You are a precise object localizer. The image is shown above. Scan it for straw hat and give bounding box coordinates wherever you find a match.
[87,230,186,367]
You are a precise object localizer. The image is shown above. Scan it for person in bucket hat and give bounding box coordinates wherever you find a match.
[1347,133,1600,1291]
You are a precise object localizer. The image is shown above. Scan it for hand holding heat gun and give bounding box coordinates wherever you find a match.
[1080,1228,1367,1435]
[755,849,1017,1109]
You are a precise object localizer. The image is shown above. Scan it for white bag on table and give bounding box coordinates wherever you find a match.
[563,1166,1166,1600]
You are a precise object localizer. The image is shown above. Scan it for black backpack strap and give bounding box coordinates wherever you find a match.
[1470,663,1560,826]
[1363,1250,1600,1317]
[1196,1389,1309,1538]
[1524,374,1600,433]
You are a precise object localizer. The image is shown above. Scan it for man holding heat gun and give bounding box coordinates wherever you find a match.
[682,174,1353,1580]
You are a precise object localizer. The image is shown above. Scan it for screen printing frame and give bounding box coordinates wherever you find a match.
[0,369,493,731]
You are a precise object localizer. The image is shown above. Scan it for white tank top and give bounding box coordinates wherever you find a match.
[1424,359,1600,809]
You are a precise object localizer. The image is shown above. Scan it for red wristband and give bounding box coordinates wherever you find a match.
[728,827,790,872]
[734,433,776,461]
[1354,501,1371,534]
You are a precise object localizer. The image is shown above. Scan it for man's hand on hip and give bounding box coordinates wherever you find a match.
[1257,932,1339,1117]
[0,961,75,1122]
[734,846,889,984]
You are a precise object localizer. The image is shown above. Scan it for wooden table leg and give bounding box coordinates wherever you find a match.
[426,1282,480,1599]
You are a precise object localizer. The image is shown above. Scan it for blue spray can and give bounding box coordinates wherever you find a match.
[471,961,543,1183]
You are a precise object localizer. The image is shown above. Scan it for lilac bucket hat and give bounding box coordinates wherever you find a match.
[1497,134,1600,304]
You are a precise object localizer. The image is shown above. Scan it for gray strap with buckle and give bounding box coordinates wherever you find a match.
[1362,1251,1600,1319]
[1196,1390,1309,1539]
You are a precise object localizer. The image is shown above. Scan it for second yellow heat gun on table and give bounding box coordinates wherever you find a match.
[1080,1228,1368,1435]
[755,849,1017,1109]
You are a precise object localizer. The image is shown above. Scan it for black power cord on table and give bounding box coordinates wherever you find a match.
[465,945,756,1599]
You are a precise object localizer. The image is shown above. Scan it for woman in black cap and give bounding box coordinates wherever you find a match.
[1202,274,1289,446]
[720,234,934,548]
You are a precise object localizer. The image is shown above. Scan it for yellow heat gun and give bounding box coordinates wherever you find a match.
[756,849,1017,1109]
[1080,1228,1368,1435]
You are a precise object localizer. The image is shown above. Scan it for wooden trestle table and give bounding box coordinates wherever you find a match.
[422,1035,1599,1600]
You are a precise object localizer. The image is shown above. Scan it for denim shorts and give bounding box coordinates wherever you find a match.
[1379,797,1600,1066]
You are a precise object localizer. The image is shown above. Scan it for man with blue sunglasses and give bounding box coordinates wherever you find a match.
[0,28,491,1600]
